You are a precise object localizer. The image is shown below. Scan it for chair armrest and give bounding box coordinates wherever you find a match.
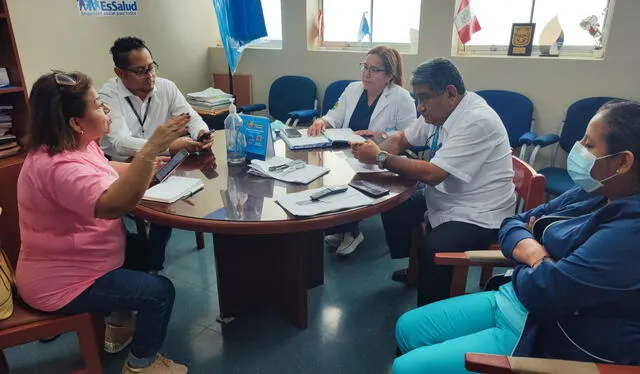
[465,353,640,374]
[465,353,511,373]
[532,134,560,147]
[464,250,508,262]
[518,131,536,145]
[434,251,512,267]
[287,109,319,122]
[238,103,266,113]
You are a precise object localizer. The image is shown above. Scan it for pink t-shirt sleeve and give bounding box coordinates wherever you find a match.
[50,157,114,222]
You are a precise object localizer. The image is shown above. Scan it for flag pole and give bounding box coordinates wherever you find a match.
[227,64,235,98]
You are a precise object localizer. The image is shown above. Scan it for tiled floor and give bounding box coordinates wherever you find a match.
[4,216,483,373]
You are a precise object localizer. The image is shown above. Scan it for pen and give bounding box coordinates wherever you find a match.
[180,186,204,200]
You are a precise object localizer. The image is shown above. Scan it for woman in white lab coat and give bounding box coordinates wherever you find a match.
[308,46,417,256]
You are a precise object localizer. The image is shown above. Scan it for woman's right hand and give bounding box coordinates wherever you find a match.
[307,119,327,136]
[145,113,191,154]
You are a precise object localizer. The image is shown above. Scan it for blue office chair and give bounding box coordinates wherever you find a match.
[240,75,318,127]
[528,96,622,196]
[476,90,535,160]
[321,80,356,115]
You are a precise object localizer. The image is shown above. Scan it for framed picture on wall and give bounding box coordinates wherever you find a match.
[508,23,536,56]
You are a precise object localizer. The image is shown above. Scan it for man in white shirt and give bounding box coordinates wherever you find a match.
[351,57,516,306]
[100,36,215,272]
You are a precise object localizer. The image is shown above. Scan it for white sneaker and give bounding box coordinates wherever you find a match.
[335,232,364,256]
[324,233,344,248]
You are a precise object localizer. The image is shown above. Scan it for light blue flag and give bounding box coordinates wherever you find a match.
[358,12,370,42]
[213,0,268,74]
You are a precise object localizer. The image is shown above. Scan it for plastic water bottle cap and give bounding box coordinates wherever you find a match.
[229,98,237,113]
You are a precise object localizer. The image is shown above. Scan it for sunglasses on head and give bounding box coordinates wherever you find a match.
[51,70,77,87]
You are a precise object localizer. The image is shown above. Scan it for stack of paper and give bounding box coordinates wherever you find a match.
[187,87,233,111]
[142,176,204,203]
[323,128,366,144]
[0,104,19,159]
[248,156,330,184]
[0,105,12,137]
[276,186,375,217]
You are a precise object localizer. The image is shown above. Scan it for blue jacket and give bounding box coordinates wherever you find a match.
[499,187,640,365]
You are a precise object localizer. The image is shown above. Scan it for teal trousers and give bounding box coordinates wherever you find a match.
[394,290,524,374]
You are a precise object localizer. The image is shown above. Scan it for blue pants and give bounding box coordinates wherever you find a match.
[394,291,522,374]
[56,234,176,360]
[148,223,172,271]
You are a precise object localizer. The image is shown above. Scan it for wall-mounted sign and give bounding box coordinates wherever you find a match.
[77,0,138,17]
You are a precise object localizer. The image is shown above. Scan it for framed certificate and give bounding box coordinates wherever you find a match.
[508,23,535,56]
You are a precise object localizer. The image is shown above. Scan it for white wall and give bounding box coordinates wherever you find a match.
[7,0,220,94]
[210,0,640,167]
[7,0,640,167]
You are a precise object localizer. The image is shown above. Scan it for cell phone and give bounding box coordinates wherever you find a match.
[284,128,302,138]
[197,130,215,143]
[348,180,390,198]
[153,149,190,183]
[200,163,218,179]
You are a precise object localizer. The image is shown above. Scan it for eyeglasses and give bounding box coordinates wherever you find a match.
[52,70,77,87]
[359,62,387,74]
[124,62,159,77]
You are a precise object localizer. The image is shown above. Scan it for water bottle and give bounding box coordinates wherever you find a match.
[224,99,246,165]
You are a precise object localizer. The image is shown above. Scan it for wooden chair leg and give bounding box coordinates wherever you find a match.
[0,350,9,374]
[195,232,205,250]
[76,314,104,374]
[480,266,494,288]
[135,218,148,241]
[450,266,469,297]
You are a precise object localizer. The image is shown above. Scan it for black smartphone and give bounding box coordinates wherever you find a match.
[200,163,218,179]
[284,128,302,138]
[197,129,215,143]
[153,149,190,183]
[348,180,390,198]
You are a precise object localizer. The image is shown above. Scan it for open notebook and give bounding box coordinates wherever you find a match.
[142,176,204,203]
[281,128,366,150]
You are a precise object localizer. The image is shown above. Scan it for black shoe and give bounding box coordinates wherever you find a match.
[391,268,409,283]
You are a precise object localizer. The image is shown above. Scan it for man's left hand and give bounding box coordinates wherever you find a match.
[350,139,381,165]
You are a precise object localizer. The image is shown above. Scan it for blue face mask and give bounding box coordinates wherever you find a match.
[567,142,619,193]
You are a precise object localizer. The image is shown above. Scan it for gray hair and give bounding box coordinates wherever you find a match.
[410,57,466,95]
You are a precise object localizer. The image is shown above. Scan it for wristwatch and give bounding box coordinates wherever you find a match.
[376,151,390,169]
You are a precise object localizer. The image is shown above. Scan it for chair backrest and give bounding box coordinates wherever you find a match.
[322,80,356,115]
[268,75,317,122]
[512,155,546,212]
[559,96,621,153]
[476,90,533,147]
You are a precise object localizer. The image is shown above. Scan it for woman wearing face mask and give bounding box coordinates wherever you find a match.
[307,46,416,256]
[392,100,640,374]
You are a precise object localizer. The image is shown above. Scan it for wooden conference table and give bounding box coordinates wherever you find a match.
[133,131,416,329]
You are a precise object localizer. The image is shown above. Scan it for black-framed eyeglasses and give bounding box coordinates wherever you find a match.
[359,62,387,74]
[124,62,159,77]
[52,69,77,87]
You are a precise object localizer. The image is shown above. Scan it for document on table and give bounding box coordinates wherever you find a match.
[248,156,330,184]
[142,176,204,203]
[276,186,374,217]
[342,149,390,173]
[322,128,366,144]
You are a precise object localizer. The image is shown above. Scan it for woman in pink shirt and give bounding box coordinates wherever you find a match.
[16,70,190,374]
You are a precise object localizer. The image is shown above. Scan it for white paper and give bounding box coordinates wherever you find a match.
[187,87,232,100]
[277,186,374,217]
[248,156,329,184]
[143,176,204,203]
[323,128,366,143]
[344,157,388,173]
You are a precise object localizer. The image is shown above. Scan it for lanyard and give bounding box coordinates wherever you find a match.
[125,96,151,134]
[428,126,441,161]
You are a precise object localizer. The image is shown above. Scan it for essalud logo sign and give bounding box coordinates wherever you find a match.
[77,0,138,16]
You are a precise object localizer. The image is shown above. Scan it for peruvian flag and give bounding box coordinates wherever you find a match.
[454,0,481,44]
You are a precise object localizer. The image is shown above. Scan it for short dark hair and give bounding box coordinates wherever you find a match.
[27,71,93,155]
[599,100,640,164]
[410,57,465,95]
[110,36,152,69]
